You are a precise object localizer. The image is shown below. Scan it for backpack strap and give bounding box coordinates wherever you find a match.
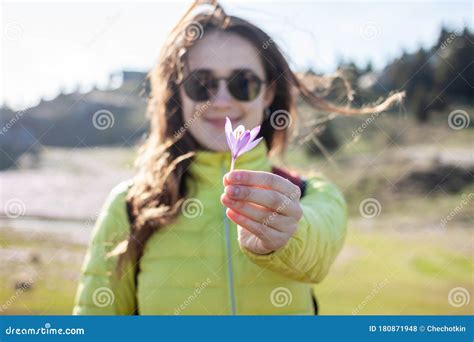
[271,166,307,198]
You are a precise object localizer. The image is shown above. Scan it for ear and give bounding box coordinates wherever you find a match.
[263,79,276,108]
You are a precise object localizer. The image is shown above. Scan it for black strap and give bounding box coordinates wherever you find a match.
[312,293,319,315]
[300,179,307,198]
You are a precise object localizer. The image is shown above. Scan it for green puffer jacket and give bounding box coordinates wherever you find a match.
[73,141,347,315]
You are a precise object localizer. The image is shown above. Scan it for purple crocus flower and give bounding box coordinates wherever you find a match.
[225,116,263,172]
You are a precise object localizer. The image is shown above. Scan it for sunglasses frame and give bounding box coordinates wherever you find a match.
[180,68,267,102]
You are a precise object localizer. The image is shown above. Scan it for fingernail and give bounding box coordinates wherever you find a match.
[226,186,240,196]
[230,172,241,181]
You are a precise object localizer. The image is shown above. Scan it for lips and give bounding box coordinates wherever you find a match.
[204,117,242,128]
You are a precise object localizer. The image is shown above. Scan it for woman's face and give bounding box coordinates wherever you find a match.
[179,30,274,152]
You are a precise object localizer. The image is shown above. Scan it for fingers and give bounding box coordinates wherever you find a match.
[221,193,295,232]
[223,170,301,200]
[225,208,289,251]
[223,184,303,219]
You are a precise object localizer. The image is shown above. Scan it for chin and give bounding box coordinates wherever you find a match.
[190,122,231,151]
[206,141,227,152]
[193,134,226,152]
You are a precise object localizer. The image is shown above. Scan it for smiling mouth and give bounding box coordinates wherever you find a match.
[204,117,242,127]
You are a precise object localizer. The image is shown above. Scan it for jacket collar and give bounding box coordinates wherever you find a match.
[188,139,272,187]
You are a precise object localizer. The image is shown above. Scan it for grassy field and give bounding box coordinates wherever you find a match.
[317,226,473,315]
[0,228,82,314]
[1,216,471,315]
[1,112,472,315]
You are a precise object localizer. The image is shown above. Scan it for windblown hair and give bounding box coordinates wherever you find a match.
[113,0,404,275]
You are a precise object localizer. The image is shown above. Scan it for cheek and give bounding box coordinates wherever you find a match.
[179,88,212,123]
[241,97,265,125]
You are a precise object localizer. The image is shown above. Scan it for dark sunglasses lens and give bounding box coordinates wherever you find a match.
[183,70,216,101]
[228,70,262,101]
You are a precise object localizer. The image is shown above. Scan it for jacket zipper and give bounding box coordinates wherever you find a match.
[221,162,237,315]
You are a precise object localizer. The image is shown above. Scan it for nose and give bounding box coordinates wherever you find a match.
[211,79,233,109]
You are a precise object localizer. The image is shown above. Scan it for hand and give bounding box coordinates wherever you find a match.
[220,170,304,255]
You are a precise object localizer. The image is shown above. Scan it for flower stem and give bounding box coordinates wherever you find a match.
[230,158,235,172]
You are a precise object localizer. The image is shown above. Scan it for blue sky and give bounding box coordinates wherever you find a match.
[1,0,472,110]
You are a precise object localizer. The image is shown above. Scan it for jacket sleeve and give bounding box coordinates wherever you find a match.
[240,175,347,284]
[72,181,137,315]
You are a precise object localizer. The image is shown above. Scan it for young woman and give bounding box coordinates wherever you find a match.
[73,1,402,315]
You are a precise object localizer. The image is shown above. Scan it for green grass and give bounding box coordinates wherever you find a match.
[315,227,473,315]
[0,276,78,315]
[0,230,82,314]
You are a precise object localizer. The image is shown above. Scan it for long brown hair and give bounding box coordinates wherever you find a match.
[113,0,404,274]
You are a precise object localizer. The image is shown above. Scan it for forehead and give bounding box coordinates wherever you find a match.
[185,30,265,76]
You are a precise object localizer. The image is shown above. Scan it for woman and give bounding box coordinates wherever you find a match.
[73,1,403,315]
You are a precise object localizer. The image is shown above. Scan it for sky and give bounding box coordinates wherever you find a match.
[1,0,472,110]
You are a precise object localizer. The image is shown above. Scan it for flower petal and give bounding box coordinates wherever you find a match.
[237,136,263,155]
[233,125,245,139]
[248,125,261,141]
[234,130,251,158]
[225,117,234,150]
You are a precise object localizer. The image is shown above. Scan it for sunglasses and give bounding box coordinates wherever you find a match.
[181,68,266,102]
